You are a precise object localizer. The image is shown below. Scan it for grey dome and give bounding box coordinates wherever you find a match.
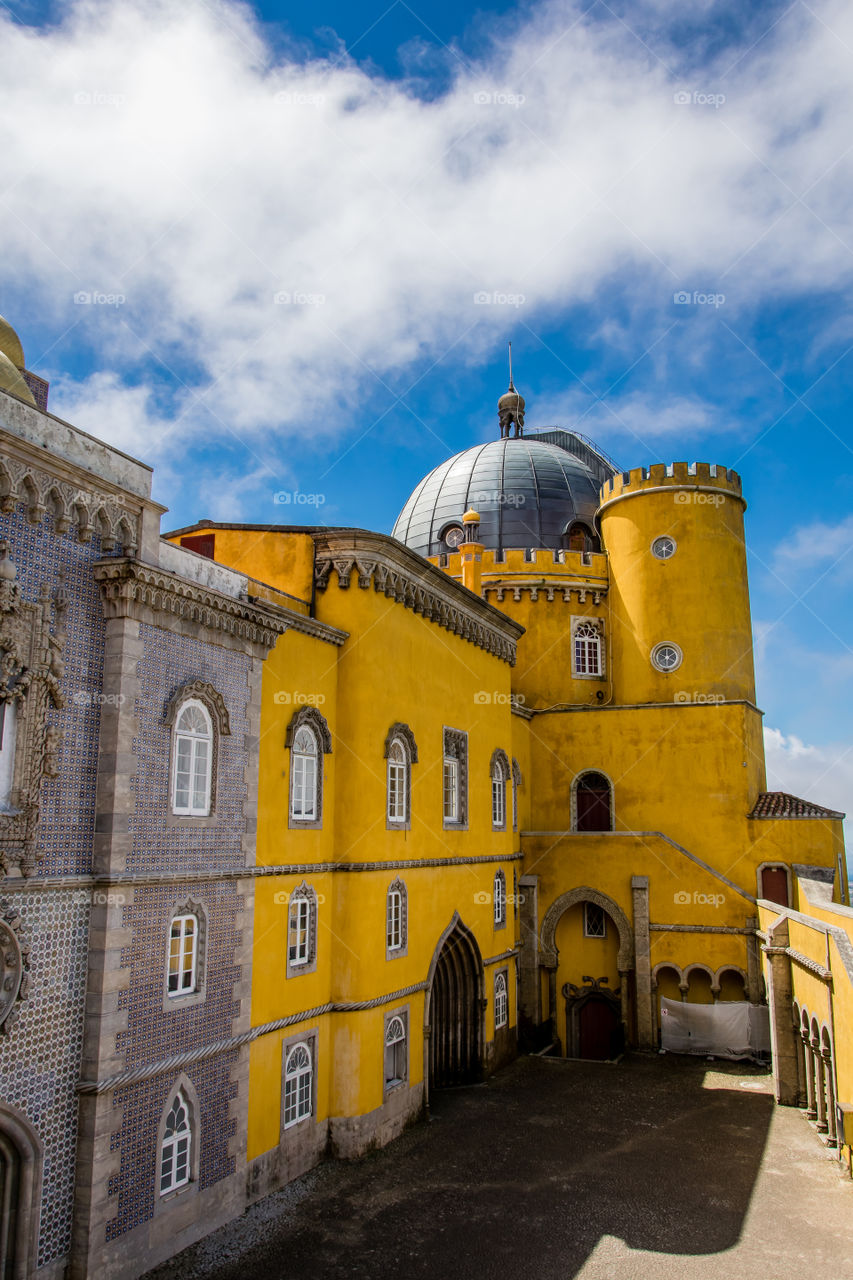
[392,437,603,558]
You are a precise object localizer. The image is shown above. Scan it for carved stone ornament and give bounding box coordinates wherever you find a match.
[0,903,30,1032]
[0,541,68,877]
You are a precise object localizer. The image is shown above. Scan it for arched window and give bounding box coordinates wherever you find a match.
[167,913,198,997]
[494,870,506,928]
[159,1090,192,1195]
[172,700,213,816]
[287,883,318,974]
[387,738,407,824]
[564,522,600,553]
[286,707,332,826]
[573,621,603,678]
[442,728,467,828]
[386,879,408,956]
[290,726,318,821]
[574,771,613,832]
[491,751,508,830]
[494,972,508,1029]
[384,1014,407,1088]
[283,1042,313,1128]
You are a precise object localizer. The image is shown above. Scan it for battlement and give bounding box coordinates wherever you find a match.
[599,462,743,506]
[430,546,609,580]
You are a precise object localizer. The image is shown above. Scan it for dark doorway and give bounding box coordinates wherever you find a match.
[579,997,620,1060]
[575,772,612,832]
[429,924,483,1088]
[0,1130,20,1280]
[761,866,789,906]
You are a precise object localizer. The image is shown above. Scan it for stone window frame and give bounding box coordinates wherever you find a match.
[490,748,510,832]
[280,1028,319,1135]
[494,969,509,1030]
[651,534,677,561]
[384,722,417,831]
[493,869,507,931]
[383,1005,409,1095]
[162,898,208,1012]
[285,706,332,831]
[286,881,319,978]
[511,759,522,833]
[442,727,468,831]
[154,1074,201,1213]
[571,615,606,681]
[650,641,683,674]
[164,681,231,829]
[386,877,409,960]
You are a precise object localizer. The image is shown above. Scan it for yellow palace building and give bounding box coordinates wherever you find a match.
[165,377,847,1189]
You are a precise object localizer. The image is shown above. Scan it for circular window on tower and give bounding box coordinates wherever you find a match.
[651,535,677,560]
[650,641,683,673]
[442,525,465,549]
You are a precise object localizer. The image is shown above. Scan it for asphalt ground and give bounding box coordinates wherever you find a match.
[146,1052,853,1280]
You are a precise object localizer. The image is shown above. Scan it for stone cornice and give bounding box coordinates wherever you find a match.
[93,557,289,652]
[313,530,524,666]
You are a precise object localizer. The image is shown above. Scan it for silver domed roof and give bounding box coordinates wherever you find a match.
[392,437,603,558]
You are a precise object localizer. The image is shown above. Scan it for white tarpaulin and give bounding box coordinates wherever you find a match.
[660,997,771,1059]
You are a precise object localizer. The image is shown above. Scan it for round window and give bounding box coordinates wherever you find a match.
[651,535,676,560]
[651,642,682,672]
[443,526,465,549]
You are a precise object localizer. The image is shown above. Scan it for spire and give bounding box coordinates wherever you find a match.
[498,342,525,438]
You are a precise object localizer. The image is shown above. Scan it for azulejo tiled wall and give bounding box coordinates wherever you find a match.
[129,624,251,874]
[1,887,91,1269]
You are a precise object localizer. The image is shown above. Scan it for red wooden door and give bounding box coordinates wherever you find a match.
[579,998,618,1060]
[761,866,789,906]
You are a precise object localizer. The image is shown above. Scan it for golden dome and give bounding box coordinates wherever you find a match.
[462,507,481,524]
[0,352,36,405]
[0,315,25,371]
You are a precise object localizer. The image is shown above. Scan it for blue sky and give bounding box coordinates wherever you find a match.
[1,0,852,823]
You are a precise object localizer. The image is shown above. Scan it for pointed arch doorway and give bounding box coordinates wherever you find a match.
[425,917,484,1095]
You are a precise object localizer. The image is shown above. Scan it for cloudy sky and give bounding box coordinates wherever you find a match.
[1,0,852,832]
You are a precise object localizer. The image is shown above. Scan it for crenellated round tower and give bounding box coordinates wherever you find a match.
[598,461,756,707]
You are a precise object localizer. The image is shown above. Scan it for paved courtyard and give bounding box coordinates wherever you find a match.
[147,1054,853,1280]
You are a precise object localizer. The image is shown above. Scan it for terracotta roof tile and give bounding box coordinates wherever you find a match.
[748,791,845,820]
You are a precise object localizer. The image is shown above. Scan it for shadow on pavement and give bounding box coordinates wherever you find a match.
[147,1052,775,1280]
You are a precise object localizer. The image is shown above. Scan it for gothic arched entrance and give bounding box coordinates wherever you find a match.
[563,978,624,1060]
[0,1103,42,1280]
[426,918,484,1091]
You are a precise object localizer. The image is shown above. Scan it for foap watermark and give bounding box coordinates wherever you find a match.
[273,291,325,306]
[73,291,126,307]
[92,891,126,906]
[673,290,725,307]
[473,891,525,905]
[674,490,726,507]
[273,490,326,506]
[72,690,126,707]
[474,291,526,307]
[673,89,726,109]
[470,489,526,508]
[74,90,126,108]
[273,890,327,905]
[473,691,526,706]
[274,91,326,106]
[473,90,526,108]
[273,691,326,706]
[674,890,726,908]
[674,691,725,704]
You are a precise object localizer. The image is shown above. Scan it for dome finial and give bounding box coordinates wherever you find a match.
[498,341,525,439]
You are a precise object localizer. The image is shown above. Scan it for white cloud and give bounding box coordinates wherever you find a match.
[773,514,853,579]
[764,727,852,845]
[3,0,853,457]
